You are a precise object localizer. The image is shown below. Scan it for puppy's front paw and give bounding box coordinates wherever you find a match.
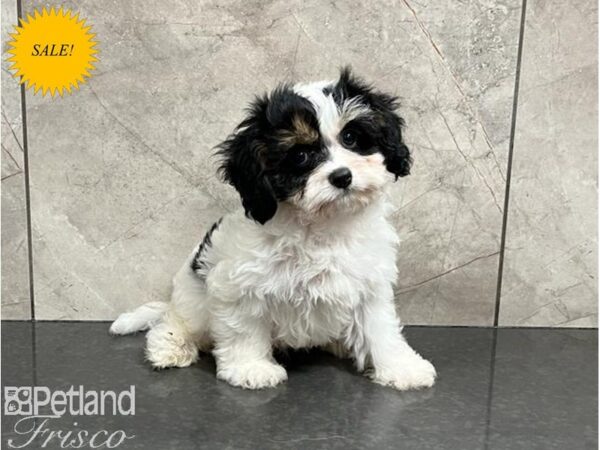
[217,360,288,389]
[370,355,436,391]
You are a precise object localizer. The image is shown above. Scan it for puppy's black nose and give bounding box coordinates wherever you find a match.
[329,167,352,189]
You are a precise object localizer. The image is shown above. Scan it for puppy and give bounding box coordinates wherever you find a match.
[110,68,436,390]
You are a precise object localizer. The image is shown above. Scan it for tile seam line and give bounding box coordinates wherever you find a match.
[494,0,528,327]
[1,320,597,331]
[16,0,36,321]
[483,327,498,450]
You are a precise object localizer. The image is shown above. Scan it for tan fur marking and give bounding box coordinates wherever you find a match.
[278,115,319,147]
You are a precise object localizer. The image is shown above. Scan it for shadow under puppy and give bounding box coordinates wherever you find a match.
[111,67,436,390]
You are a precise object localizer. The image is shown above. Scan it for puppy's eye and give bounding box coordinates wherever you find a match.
[291,150,309,166]
[341,130,357,147]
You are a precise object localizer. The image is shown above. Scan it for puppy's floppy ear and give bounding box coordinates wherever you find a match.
[336,67,413,179]
[216,97,277,224]
[372,97,412,179]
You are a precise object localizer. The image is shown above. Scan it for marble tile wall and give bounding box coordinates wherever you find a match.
[1,0,596,326]
[499,0,598,327]
[1,1,30,319]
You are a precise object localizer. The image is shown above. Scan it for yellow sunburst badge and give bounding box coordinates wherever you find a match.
[6,7,99,97]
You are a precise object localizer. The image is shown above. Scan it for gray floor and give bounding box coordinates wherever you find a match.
[1,323,597,450]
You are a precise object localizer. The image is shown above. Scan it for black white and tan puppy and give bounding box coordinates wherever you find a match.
[111,68,436,390]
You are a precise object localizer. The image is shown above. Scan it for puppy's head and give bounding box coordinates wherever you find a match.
[217,67,412,224]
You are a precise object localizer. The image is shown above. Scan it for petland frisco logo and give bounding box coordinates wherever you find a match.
[3,386,135,448]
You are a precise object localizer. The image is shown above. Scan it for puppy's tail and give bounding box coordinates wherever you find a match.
[109,301,168,335]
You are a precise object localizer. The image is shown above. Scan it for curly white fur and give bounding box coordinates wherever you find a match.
[111,198,436,390]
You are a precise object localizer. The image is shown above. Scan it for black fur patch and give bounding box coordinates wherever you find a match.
[216,86,324,224]
[332,67,412,178]
[191,218,223,273]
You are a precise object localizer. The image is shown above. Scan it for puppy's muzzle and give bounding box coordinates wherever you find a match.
[329,167,352,189]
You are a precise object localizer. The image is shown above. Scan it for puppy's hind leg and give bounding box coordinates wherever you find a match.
[146,261,211,369]
[145,310,199,369]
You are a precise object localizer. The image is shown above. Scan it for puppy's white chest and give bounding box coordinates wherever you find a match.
[206,208,399,348]
[263,241,366,304]
[254,241,366,348]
